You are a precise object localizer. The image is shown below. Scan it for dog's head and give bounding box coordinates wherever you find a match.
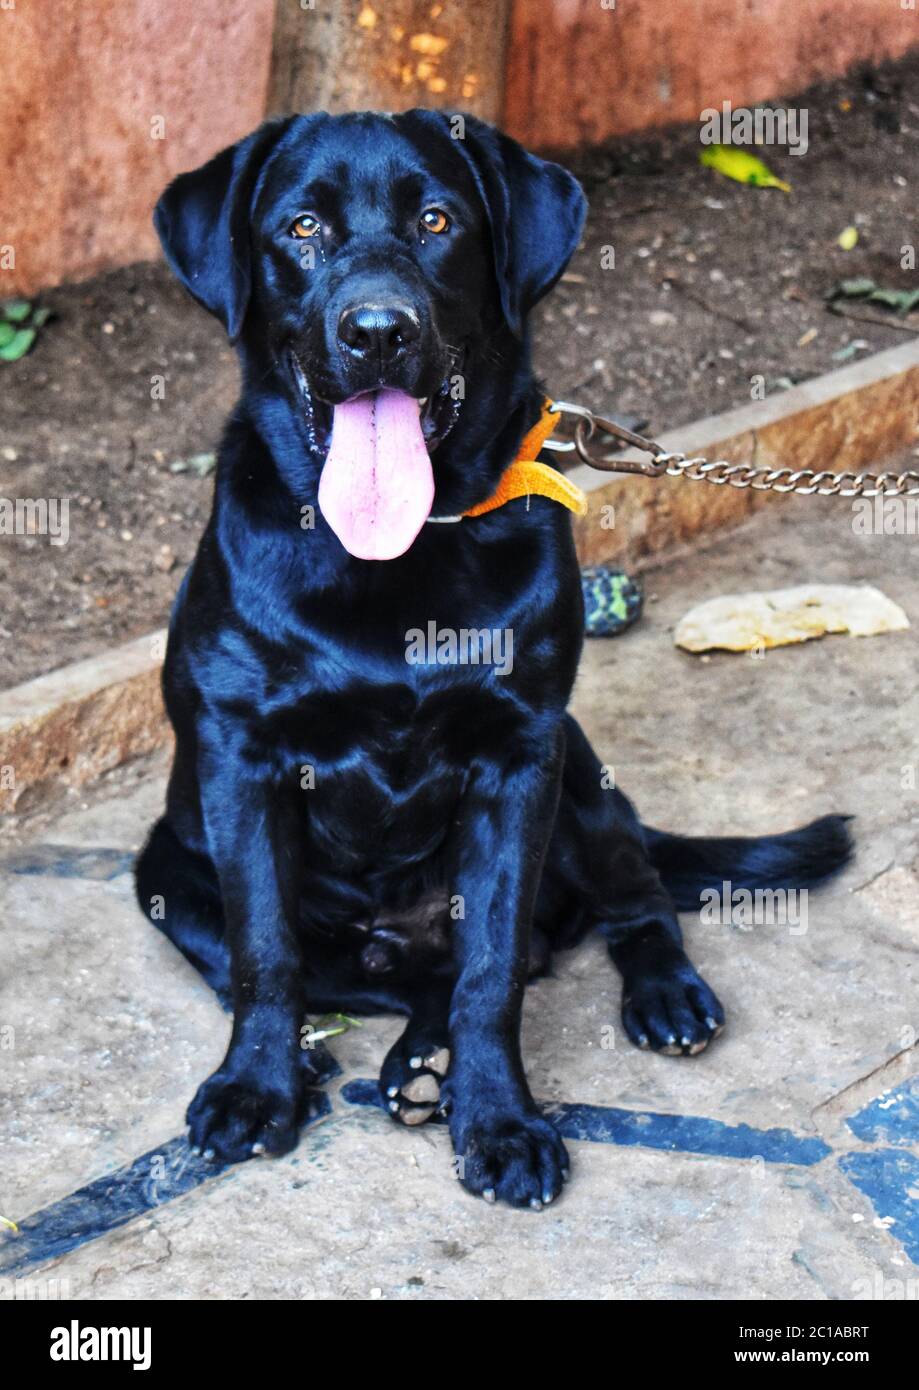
[154,111,586,559]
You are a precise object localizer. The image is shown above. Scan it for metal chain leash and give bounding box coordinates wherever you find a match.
[546,400,919,499]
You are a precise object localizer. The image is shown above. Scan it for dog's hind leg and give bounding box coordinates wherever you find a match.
[135,817,233,1010]
[542,715,725,1056]
[379,981,453,1126]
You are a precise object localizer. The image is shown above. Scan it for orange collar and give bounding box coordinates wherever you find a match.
[427,401,588,523]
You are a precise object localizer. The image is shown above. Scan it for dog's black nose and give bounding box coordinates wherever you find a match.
[337,304,419,364]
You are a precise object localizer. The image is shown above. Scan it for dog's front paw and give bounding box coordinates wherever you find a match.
[186,1068,308,1163]
[450,1105,569,1209]
[622,953,725,1056]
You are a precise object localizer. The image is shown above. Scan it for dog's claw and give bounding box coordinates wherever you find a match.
[622,958,726,1057]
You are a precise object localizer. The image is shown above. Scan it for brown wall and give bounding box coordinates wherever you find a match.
[503,0,919,151]
[2,0,918,295]
[0,0,275,295]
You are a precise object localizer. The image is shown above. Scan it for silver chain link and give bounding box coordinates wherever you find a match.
[548,401,919,499]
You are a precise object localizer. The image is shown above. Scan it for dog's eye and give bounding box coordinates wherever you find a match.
[420,208,450,235]
[289,214,320,239]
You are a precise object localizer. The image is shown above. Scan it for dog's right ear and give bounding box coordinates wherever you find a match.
[153,119,294,342]
[435,114,587,338]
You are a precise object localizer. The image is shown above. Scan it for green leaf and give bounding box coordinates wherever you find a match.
[867,286,919,315]
[828,277,875,300]
[170,452,217,477]
[187,452,216,477]
[699,145,791,192]
[0,327,36,362]
[30,306,52,327]
[1,298,33,323]
[307,1011,364,1042]
[0,321,14,348]
[868,288,906,308]
[831,339,869,363]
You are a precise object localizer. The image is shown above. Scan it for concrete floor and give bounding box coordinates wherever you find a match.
[1,501,917,1300]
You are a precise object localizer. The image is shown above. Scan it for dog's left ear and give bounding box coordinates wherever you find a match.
[153,117,295,342]
[450,116,587,336]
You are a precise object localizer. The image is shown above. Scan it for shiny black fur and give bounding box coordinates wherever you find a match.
[136,111,852,1208]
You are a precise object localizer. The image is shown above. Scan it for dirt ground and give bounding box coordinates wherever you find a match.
[1,54,917,689]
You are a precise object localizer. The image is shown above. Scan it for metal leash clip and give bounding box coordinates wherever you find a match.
[546,400,670,476]
[547,398,919,497]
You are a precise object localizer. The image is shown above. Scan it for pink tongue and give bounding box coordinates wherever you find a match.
[318,389,434,560]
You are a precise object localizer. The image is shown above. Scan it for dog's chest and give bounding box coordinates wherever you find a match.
[307,678,511,857]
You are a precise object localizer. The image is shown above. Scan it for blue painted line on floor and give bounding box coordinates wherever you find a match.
[838,1149,919,1266]
[847,1073,919,1149]
[340,1078,832,1166]
[0,844,134,881]
[545,1101,832,1164]
[0,1094,333,1278]
[1,1062,912,1276]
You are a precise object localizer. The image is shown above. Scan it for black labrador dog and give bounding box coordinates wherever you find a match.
[137,110,850,1209]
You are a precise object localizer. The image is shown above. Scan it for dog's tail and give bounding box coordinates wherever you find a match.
[644,814,853,913]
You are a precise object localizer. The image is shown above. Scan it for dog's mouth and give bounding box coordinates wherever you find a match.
[290,352,463,562]
[289,352,462,455]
